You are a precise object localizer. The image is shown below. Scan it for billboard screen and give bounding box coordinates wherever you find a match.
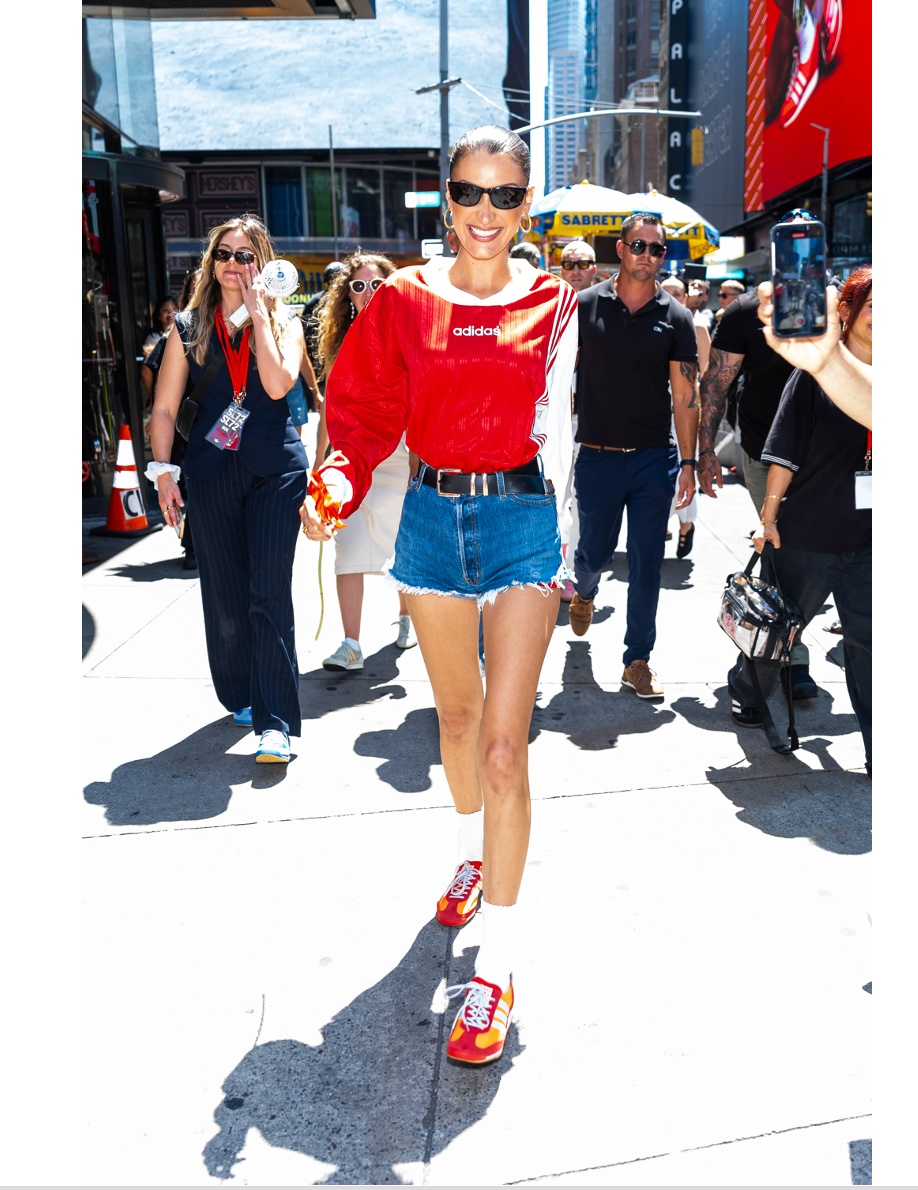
[745,0,872,208]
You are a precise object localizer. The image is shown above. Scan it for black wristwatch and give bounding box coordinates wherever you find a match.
[679,458,696,468]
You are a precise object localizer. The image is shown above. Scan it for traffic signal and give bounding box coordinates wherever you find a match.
[691,127,704,167]
[866,191,872,218]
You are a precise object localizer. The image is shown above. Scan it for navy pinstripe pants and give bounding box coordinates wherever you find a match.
[187,454,307,737]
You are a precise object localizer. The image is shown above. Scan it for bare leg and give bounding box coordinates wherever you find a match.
[479,586,560,905]
[336,573,364,641]
[404,594,483,815]
[398,590,410,617]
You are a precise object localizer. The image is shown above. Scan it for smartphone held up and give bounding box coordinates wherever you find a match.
[770,220,828,339]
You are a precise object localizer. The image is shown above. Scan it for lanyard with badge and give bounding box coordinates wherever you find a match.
[205,310,252,451]
[855,431,872,509]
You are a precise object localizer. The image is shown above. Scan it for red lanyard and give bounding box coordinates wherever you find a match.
[214,310,251,404]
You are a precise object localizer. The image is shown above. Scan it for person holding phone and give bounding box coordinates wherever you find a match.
[698,210,819,701]
[148,216,308,764]
[728,266,872,773]
[302,125,578,1069]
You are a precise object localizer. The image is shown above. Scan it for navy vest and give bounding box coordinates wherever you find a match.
[176,313,309,480]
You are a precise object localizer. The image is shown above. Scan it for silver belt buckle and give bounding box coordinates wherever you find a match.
[436,467,461,497]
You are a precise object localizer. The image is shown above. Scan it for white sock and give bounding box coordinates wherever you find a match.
[475,900,516,992]
[456,808,484,864]
[398,614,410,623]
[344,636,360,651]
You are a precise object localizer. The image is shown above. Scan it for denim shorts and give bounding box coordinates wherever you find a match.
[385,463,568,608]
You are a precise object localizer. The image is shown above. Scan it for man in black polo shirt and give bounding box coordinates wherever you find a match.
[569,213,699,698]
[697,212,817,699]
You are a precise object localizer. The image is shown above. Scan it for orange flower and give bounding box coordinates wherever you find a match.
[308,452,349,528]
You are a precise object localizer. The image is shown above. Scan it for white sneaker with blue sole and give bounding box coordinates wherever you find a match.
[394,618,417,649]
[233,707,253,727]
[256,729,290,763]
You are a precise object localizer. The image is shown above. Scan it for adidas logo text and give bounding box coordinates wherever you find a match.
[453,326,500,336]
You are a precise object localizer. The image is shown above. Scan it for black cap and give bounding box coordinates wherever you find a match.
[324,261,346,283]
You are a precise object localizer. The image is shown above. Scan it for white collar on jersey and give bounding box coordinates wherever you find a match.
[419,257,539,306]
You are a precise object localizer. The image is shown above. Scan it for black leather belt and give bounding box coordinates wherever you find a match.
[419,458,553,498]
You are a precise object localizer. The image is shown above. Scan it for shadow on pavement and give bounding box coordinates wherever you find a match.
[530,641,675,750]
[300,643,408,722]
[106,557,197,582]
[203,918,522,1184]
[83,717,291,827]
[554,602,614,629]
[82,604,95,660]
[354,707,442,793]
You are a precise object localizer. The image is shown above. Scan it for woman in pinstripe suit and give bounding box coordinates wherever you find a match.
[149,216,308,764]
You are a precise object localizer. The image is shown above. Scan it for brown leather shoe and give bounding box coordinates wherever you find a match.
[622,659,663,698]
[568,592,594,636]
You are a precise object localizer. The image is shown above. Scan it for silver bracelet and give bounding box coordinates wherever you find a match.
[145,461,181,483]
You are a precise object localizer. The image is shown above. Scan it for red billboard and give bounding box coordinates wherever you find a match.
[745,0,872,209]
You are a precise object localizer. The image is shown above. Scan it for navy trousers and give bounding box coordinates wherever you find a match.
[187,453,308,737]
[573,446,672,666]
[728,544,872,765]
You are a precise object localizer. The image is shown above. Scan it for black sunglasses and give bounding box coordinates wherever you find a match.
[562,260,594,270]
[349,278,384,295]
[213,248,258,265]
[623,238,666,259]
[448,181,528,209]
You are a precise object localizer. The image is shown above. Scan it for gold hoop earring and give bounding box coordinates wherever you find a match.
[443,208,454,229]
[213,269,216,280]
[520,214,532,233]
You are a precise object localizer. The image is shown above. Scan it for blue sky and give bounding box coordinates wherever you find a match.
[152,0,512,152]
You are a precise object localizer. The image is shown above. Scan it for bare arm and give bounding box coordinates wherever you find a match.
[314,402,330,471]
[694,319,711,376]
[149,327,190,526]
[756,282,872,428]
[752,463,795,553]
[697,347,744,498]
[670,358,698,510]
[299,343,319,400]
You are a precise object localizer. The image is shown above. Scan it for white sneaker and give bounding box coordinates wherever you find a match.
[255,729,290,763]
[394,618,417,650]
[323,641,364,671]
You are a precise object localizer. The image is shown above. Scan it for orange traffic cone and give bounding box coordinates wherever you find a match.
[90,425,162,539]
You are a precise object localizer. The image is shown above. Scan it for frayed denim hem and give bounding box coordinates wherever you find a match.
[383,561,571,611]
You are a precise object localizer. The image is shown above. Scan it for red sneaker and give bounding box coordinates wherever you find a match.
[779,19,819,128]
[446,977,514,1065]
[821,0,842,63]
[436,860,482,928]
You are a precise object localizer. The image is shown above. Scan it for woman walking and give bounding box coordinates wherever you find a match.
[730,266,872,771]
[148,216,309,764]
[313,251,417,669]
[302,125,578,1065]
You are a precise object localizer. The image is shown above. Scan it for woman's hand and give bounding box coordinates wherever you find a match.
[300,493,336,542]
[757,281,841,378]
[238,260,271,324]
[752,521,781,553]
[157,473,184,528]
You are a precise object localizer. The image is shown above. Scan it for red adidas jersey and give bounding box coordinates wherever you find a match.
[320,261,579,518]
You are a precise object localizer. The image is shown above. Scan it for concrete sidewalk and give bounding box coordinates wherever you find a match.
[82,453,870,1186]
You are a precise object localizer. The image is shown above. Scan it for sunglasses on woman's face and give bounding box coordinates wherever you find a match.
[349,278,384,295]
[213,248,258,265]
[448,181,528,209]
[561,260,594,270]
[623,238,666,259]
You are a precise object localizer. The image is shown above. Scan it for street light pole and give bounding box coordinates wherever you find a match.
[811,122,830,227]
[439,0,449,253]
[329,124,339,260]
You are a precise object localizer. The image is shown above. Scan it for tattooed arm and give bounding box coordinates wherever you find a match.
[697,347,744,498]
[670,358,699,510]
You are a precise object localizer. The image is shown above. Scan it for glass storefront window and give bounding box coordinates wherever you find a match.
[266,165,305,237]
[383,170,415,242]
[343,168,381,240]
[306,168,343,238]
[83,17,160,151]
